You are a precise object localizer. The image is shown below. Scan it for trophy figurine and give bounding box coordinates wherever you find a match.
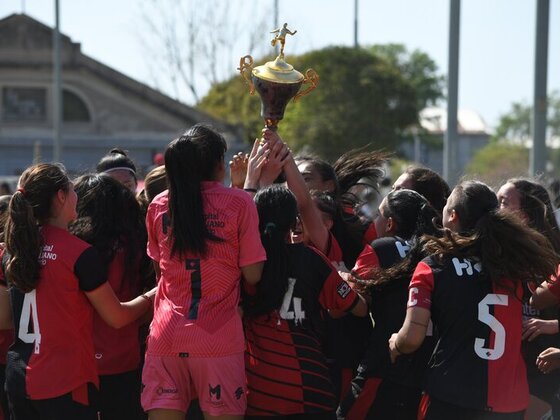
[238,23,319,130]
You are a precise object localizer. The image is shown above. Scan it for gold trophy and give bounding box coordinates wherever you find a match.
[238,23,319,130]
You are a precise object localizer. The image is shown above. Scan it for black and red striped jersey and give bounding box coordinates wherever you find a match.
[244,243,360,416]
[4,225,107,400]
[409,256,528,413]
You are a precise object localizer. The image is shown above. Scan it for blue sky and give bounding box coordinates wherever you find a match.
[1,0,558,129]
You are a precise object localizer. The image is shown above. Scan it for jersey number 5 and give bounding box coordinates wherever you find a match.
[19,289,42,354]
[475,293,508,361]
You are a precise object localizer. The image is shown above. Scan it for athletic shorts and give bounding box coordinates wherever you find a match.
[141,353,246,416]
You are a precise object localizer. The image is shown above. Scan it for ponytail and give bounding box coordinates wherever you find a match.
[165,124,226,257]
[5,164,70,292]
[243,186,296,318]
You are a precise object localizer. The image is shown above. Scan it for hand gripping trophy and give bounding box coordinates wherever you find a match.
[238,23,319,130]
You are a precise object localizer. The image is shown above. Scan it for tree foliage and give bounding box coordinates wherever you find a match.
[199,44,444,161]
[368,43,445,110]
[465,142,529,186]
[493,90,560,143]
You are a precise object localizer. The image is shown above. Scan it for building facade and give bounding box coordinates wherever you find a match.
[0,13,245,177]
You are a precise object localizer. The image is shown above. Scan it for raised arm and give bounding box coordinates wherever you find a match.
[260,129,330,254]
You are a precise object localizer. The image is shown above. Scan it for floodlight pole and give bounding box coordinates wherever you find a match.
[530,0,549,176]
[354,0,359,48]
[53,0,62,162]
[444,0,460,186]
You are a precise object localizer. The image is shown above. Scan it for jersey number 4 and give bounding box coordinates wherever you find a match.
[19,290,42,354]
[475,293,508,361]
[279,278,306,325]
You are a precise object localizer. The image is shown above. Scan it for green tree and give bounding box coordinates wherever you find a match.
[493,90,560,143]
[465,142,529,186]
[368,43,445,110]
[198,44,444,160]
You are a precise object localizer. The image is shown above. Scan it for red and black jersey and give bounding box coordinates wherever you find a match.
[356,237,435,388]
[4,225,107,400]
[244,243,360,416]
[93,248,141,375]
[409,256,528,413]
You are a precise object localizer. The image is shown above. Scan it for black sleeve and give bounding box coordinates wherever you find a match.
[74,246,108,292]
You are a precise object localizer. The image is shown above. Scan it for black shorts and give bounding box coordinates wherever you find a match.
[99,369,145,420]
[0,364,7,419]
[7,382,98,420]
[424,396,524,420]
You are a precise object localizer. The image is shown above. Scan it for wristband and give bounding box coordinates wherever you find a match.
[244,188,258,193]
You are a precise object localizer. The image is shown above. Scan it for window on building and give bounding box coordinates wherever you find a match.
[2,87,47,122]
[63,90,90,122]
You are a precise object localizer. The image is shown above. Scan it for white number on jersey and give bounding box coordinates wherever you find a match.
[18,289,41,354]
[474,293,508,360]
[279,277,306,325]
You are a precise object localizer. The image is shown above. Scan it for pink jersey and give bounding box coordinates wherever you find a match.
[146,182,266,357]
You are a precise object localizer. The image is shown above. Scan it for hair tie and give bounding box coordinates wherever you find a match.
[264,222,277,236]
[17,187,25,195]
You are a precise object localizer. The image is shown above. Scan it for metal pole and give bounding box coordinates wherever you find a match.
[53,0,62,162]
[444,0,460,185]
[273,0,279,29]
[530,0,549,176]
[354,0,359,48]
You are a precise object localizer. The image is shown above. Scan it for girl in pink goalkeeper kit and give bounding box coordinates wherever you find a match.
[142,124,266,420]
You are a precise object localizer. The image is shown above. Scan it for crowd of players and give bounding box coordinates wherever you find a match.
[0,124,560,419]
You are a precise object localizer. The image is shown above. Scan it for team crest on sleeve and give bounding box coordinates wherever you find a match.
[337,282,351,298]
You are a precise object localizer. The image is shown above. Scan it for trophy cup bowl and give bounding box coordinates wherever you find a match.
[238,24,319,130]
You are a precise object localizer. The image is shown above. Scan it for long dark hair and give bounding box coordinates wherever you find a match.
[97,148,137,176]
[70,173,146,293]
[333,147,387,210]
[5,163,70,292]
[381,189,439,239]
[311,190,364,267]
[357,189,440,290]
[402,166,450,214]
[425,181,558,288]
[165,124,226,256]
[243,185,298,318]
[507,178,560,255]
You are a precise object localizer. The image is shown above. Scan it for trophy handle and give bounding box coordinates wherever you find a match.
[293,68,319,102]
[238,55,255,95]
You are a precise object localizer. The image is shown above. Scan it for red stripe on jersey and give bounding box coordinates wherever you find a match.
[363,222,378,245]
[346,377,383,420]
[326,233,344,265]
[486,282,528,412]
[352,244,380,279]
[417,393,430,420]
[408,262,434,309]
